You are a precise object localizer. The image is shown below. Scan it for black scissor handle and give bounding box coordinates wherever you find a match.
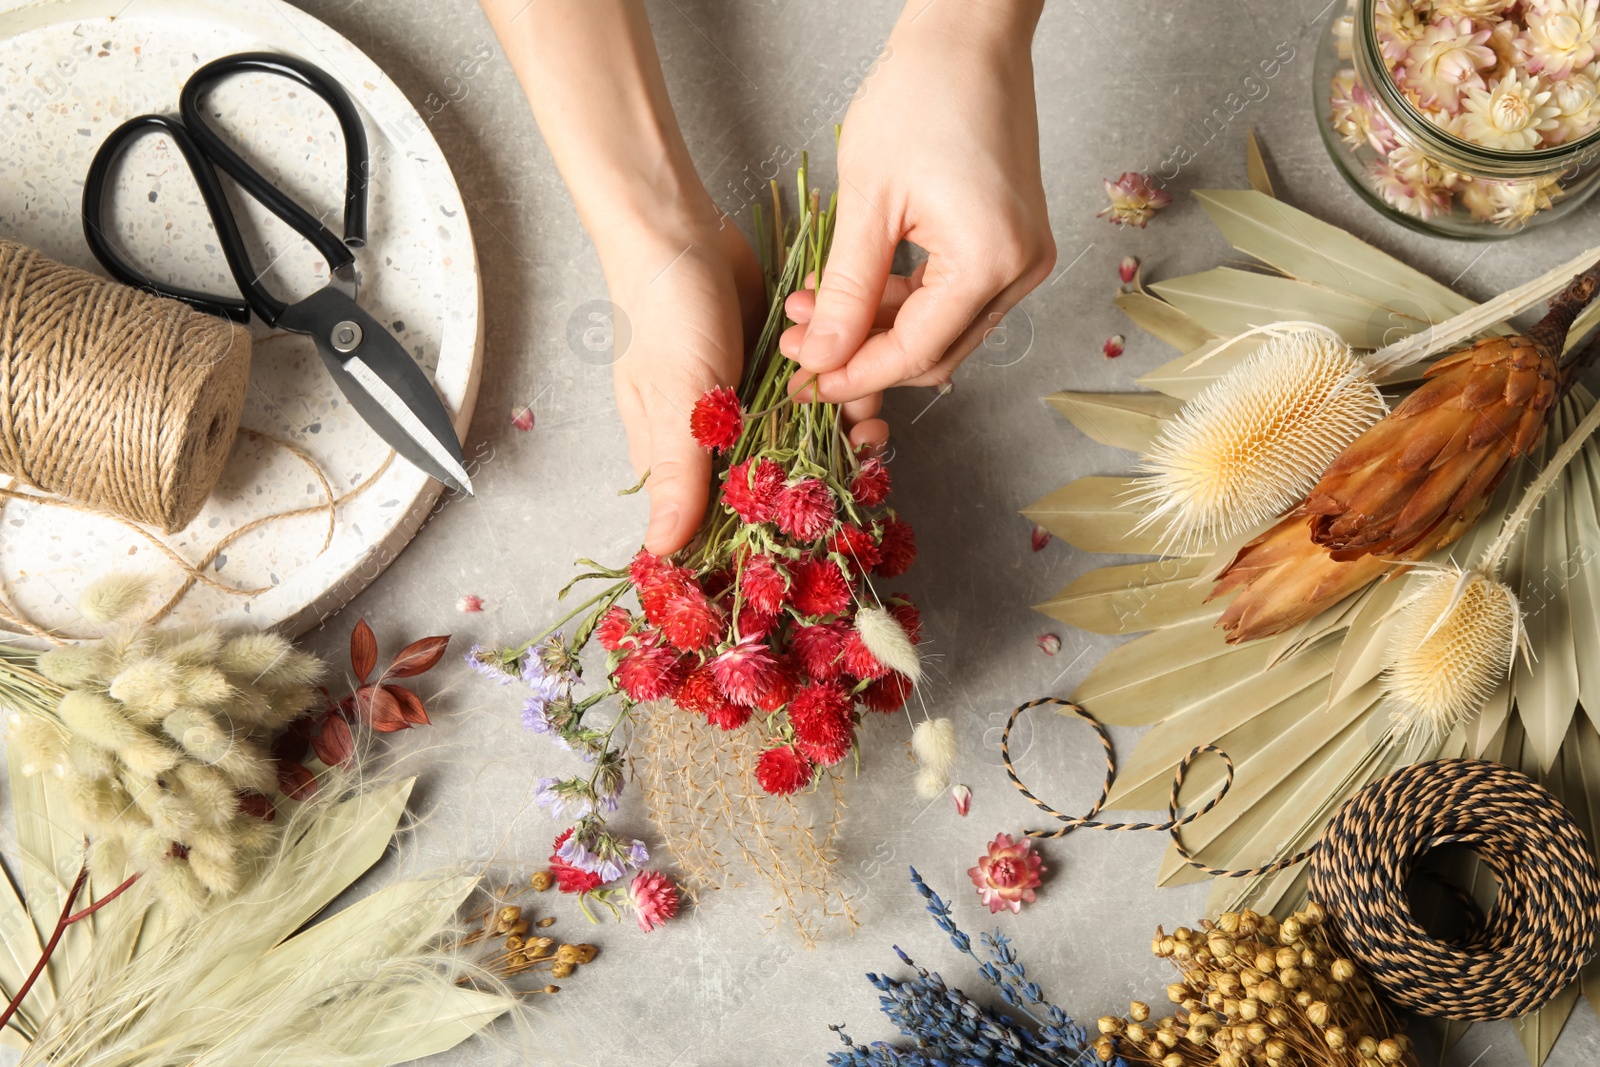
[179,52,368,264]
[81,114,259,323]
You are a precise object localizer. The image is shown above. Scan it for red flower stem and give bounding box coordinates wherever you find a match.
[65,872,139,924]
[0,863,88,1034]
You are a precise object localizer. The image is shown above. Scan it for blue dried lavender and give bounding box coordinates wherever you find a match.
[827,869,1122,1067]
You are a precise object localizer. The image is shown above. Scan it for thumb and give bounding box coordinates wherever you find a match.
[796,189,897,374]
[642,393,711,556]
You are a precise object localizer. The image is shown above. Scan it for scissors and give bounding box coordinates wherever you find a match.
[81,52,473,496]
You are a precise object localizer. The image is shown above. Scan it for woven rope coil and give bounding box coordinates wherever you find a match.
[1308,758,1600,1020]
[1004,699,1600,1021]
[0,239,251,533]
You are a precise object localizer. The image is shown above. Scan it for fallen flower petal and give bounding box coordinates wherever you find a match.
[1037,633,1062,656]
[952,783,972,817]
[512,405,535,432]
[1098,172,1171,229]
[1103,335,1126,360]
[456,594,485,613]
[1030,524,1053,552]
[1118,255,1140,284]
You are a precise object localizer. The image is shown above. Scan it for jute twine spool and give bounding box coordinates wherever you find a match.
[0,239,250,533]
[1002,699,1600,1021]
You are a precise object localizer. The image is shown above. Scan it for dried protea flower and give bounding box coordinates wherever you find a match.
[1382,567,1521,742]
[1132,327,1385,552]
[1098,172,1171,229]
[1211,515,1393,643]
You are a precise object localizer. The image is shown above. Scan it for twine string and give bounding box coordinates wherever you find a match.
[1003,697,1600,1021]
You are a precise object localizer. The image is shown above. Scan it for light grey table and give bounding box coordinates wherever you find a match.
[263,1,1600,1063]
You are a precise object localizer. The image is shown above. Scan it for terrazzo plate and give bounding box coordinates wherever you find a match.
[0,0,482,639]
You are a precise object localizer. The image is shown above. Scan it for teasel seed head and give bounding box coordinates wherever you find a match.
[1382,566,1522,743]
[1132,326,1385,553]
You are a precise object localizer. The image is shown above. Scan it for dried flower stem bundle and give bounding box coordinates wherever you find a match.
[1102,903,1415,1067]
[635,698,854,946]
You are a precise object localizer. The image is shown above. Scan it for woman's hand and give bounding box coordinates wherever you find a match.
[780,0,1053,404]
[598,218,764,556]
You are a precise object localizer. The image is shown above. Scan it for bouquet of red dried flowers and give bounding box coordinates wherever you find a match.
[470,160,930,909]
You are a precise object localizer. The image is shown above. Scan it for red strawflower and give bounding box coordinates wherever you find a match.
[860,671,913,713]
[676,663,750,729]
[615,643,687,702]
[850,457,891,508]
[889,597,922,645]
[788,558,852,618]
[595,606,635,651]
[630,549,692,625]
[791,621,850,680]
[549,828,603,894]
[788,681,854,765]
[841,630,889,680]
[659,586,722,652]
[876,517,917,578]
[712,634,783,708]
[737,604,780,640]
[775,478,837,542]
[740,553,789,616]
[690,385,743,453]
[753,659,796,713]
[722,457,785,525]
[827,523,882,574]
[756,745,815,795]
[629,868,681,932]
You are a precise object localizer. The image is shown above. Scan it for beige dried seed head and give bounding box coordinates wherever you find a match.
[1383,567,1521,743]
[1132,327,1384,553]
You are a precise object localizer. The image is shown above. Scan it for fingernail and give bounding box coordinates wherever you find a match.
[644,502,680,552]
[798,323,839,367]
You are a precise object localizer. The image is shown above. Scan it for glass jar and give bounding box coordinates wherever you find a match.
[1314,0,1600,240]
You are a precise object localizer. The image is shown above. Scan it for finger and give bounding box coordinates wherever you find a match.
[795,187,898,374]
[841,392,882,426]
[641,387,713,556]
[848,418,889,451]
[782,269,926,357]
[899,283,1034,388]
[808,256,1007,402]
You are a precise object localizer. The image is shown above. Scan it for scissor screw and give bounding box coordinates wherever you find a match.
[331,320,364,353]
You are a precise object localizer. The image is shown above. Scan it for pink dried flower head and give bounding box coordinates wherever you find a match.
[952,784,972,817]
[1432,0,1516,17]
[875,517,917,578]
[788,557,853,618]
[722,457,785,524]
[752,660,796,713]
[788,680,855,765]
[827,523,883,574]
[690,385,744,453]
[1376,0,1428,66]
[1455,69,1560,149]
[511,405,535,432]
[629,869,680,932]
[595,606,634,651]
[1330,69,1400,153]
[676,663,732,720]
[1102,335,1126,360]
[755,744,814,795]
[1030,524,1052,552]
[711,634,783,707]
[1367,155,1455,219]
[1485,17,1521,80]
[739,553,789,616]
[456,594,485,613]
[850,457,892,508]
[859,671,913,713]
[1118,255,1140,284]
[736,603,780,640]
[967,832,1045,914]
[775,478,837,542]
[1097,172,1171,229]
[1038,633,1062,655]
[615,643,686,702]
[629,549,692,626]
[1459,175,1562,226]
[791,621,851,680]
[1522,0,1600,80]
[1545,62,1600,141]
[1399,17,1495,113]
[841,630,889,681]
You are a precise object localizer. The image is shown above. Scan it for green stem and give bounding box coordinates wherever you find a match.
[522,582,628,652]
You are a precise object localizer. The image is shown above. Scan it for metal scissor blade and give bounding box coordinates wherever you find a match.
[281,289,473,495]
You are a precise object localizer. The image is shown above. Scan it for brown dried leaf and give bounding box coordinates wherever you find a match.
[350,618,378,684]
[388,635,450,678]
[363,686,411,733]
[388,685,430,726]
[313,713,355,767]
[277,759,319,801]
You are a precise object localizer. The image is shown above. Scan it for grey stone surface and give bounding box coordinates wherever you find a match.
[94,0,1600,1063]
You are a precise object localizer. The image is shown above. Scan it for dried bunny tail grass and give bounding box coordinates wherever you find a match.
[911,718,957,800]
[1131,326,1385,553]
[78,572,153,625]
[635,700,855,946]
[1382,567,1522,744]
[21,769,520,1067]
[855,606,921,682]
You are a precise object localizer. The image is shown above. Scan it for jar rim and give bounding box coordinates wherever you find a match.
[1354,0,1600,173]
